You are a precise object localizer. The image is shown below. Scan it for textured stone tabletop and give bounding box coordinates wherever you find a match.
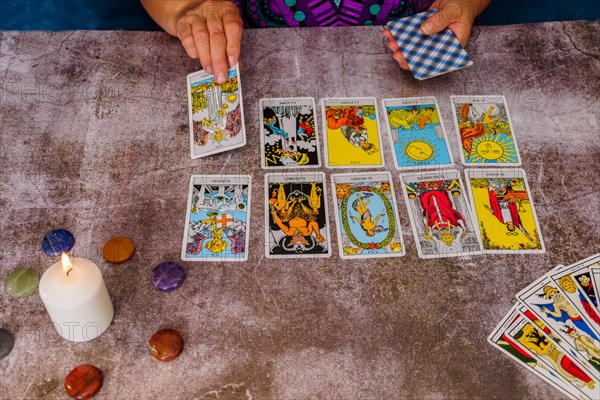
[1,20,599,399]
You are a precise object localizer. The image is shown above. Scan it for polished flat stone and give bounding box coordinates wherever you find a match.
[0,329,15,360]
[64,364,103,400]
[4,268,39,298]
[102,236,135,264]
[148,329,183,361]
[151,262,185,292]
[41,229,75,256]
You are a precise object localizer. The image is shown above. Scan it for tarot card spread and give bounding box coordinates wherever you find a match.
[182,175,251,261]
[260,97,320,169]
[401,170,482,258]
[331,172,405,259]
[382,97,453,170]
[451,95,521,166]
[187,65,245,159]
[322,98,384,168]
[466,169,545,254]
[265,172,331,258]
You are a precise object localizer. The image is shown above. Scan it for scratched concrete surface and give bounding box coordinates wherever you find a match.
[1,20,599,399]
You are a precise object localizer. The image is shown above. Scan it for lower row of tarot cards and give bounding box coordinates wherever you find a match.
[488,254,600,400]
[181,168,545,261]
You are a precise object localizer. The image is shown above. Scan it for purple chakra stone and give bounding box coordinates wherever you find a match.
[151,262,185,292]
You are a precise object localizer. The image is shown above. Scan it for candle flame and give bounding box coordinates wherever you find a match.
[61,252,73,276]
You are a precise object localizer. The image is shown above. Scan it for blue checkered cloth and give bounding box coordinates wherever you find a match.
[387,10,473,80]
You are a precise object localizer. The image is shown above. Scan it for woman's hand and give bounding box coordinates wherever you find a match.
[141,0,243,83]
[383,0,490,71]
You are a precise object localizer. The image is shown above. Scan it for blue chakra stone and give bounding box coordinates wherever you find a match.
[41,229,75,256]
[151,262,185,292]
[0,329,15,360]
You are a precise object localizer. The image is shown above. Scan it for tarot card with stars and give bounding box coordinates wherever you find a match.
[260,97,321,169]
[382,97,453,170]
[451,95,521,166]
[181,175,251,262]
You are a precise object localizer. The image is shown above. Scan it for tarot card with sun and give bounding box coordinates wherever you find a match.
[451,95,521,166]
[382,97,453,170]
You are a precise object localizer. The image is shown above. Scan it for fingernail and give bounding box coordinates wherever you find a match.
[206,66,213,74]
[421,22,432,34]
[228,56,236,66]
[217,72,226,83]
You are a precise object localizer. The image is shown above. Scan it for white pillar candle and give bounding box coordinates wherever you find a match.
[39,253,114,342]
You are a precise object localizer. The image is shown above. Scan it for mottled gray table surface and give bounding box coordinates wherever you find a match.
[1,20,599,400]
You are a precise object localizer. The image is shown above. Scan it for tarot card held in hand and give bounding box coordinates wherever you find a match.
[451,96,521,166]
[516,265,600,380]
[321,98,384,168]
[465,168,544,253]
[400,170,482,258]
[331,172,405,259]
[382,97,453,170]
[488,305,590,400]
[181,175,251,261]
[259,97,321,169]
[187,65,246,159]
[265,172,331,258]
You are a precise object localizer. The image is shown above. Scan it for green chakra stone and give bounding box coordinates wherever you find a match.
[4,268,40,298]
[369,4,381,15]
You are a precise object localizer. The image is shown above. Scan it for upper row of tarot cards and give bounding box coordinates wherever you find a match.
[188,66,521,167]
[181,168,545,263]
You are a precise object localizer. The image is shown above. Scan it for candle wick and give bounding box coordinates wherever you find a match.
[66,268,73,276]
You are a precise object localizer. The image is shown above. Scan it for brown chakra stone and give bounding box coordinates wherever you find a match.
[102,236,135,264]
[64,364,103,400]
[149,329,183,361]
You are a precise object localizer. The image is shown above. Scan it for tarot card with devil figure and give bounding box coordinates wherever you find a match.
[265,172,331,258]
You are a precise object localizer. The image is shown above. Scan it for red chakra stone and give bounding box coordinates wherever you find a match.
[64,364,103,400]
[149,329,183,361]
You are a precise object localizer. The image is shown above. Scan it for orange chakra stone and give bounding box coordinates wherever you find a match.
[64,364,103,400]
[148,329,183,361]
[102,236,135,264]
